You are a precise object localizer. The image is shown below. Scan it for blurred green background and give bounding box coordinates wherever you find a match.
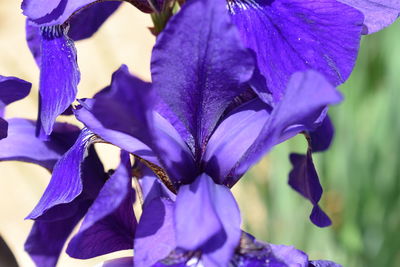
[1,1,399,266]
[236,19,400,267]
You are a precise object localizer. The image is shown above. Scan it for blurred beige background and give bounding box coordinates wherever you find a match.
[0,1,156,266]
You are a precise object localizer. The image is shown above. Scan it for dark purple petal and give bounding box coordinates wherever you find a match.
[0,119,79,170]
[229,0,363,101]
[175,174,241,267]
[206,71,342,186]
[68,1,122,41]
[75,65,196,186]
[309,115,334,152]
[0,118,7,140]
[24,201,90,267]
[134,194,175,266]
[289,152,332,227]
[38,25,80,136]
[151,0,254,157]
[24,144,106,266]
[22,0,155,26]
[0,75,31,109]
[27,128,99,220]
[309,260,342,267]
[67,152,136,259]
[337,0,400,34]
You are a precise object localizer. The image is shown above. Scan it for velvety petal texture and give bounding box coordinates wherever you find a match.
[151,0,254,158]
[175,174,241,267]
[337,0,400,34]
[38,25,80,136]
[309,115,334,152]
[228,0,363,100]
[67,152,136,259]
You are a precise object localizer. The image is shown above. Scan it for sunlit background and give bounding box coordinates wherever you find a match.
[0,1,399,266]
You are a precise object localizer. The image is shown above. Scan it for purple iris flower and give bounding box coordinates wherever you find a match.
[0,75,31,139]
[14,0,344,265]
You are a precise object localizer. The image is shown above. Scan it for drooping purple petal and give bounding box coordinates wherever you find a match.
[27,128,98,220]
[22,0,155,27]
[0,75,31,110]
[68,1,122,41]
[289,152,332,227]
[38,25,80,136]
[175,174,241,267]
[24,201,90,267]
[24,144,106,266]
[0,119,79,170]
[309,115,334,152]
[26,21,42,66]
[151,0,254,157]
[67,152,136,259]
[228,0,363,101]
[337,0,400,34]
[205,71,342,186]
[75,65,196,186]
[134,192,175,267]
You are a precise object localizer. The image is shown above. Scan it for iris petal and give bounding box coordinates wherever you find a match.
[229,0,363,100]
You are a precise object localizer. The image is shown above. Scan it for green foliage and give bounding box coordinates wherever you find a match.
[239,20,400,267]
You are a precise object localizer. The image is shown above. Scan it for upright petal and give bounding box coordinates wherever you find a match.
[22,0,155,26]
[0,119,79,170]
[337,0,400,34]
[151,0,254,157]
[38,25,80,136]
[27,128,100,220]
[175,174,241,267]
[207,71,342,186]
[229,0,363,100]
[289,151,332,227]
[75,65,196,186]
[67,152,136,259]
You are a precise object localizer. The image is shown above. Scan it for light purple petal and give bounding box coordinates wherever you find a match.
[22,0,155,26]
[151,0,254,157]
[67,152,136,259]
[234,71,341,182]
[203,98,270,185]
[134,195,175,267]
[175,174,241,267]
[0,118,79,170]
[337,0,400,34]
[27,128,99,219]
[38,25,80,136]
[101,257,133,267]
[229,0,363,100]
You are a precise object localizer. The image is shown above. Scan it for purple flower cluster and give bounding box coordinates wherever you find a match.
[0,0,398,266]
